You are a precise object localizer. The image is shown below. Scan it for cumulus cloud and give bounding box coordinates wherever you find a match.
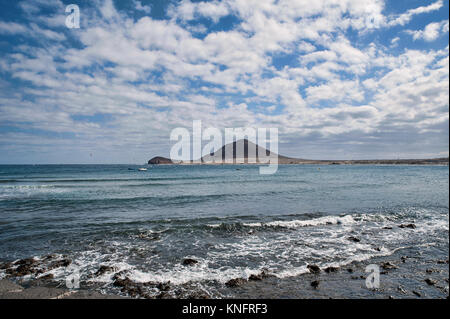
[407,20,449,41]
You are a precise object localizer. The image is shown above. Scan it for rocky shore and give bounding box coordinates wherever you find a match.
[1,240,448,299]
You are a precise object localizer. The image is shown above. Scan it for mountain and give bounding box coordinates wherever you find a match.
[200,139,300,164]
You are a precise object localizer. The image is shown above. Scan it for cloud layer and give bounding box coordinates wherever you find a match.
[0,0,448,163]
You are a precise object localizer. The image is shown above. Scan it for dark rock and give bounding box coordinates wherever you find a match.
[225,278,247,288]
[39,274,54,280]
[48,258,71,270]
[381,262,398,270]
[398,223,416,229]
[324,266,338,273]
[311,280,320,289]
[95,265,116,277]
[248,274,263,281]
[248,269,273,281]
[412,290,421,297]
[380,271,388,275]
[157,282,171,291]
[187,292,210,299]
[424,278,437,286]
[6,258,39,277]
[14,258,37,266]
[437,259,449,264]
[0,262,13,270]
[113,277,134,288]
[112,270,128,281]
[156,291,171,299]
[148,157,173,165]
[347,236,361,243]
[307,264,321,274]
[401,256,408,263]
[182,258,198,266]
[374,247,381,252]
[347,268,354,273]
[360,275,366,279]
[382,226,393,230]
[350,276,359,280]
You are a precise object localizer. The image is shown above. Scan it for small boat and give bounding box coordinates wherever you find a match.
[138,168,148,171]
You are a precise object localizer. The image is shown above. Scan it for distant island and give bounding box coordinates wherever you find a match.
[148,139,449,165]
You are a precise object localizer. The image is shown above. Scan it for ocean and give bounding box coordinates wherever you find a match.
[0,164,448,298]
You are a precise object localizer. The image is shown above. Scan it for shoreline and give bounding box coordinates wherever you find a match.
[1,244,448,299]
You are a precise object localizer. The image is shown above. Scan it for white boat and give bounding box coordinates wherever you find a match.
[138,168,148,171]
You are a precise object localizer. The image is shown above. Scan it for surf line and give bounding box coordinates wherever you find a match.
[182,303,216,317]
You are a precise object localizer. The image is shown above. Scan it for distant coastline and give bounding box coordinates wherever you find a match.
[149,139,449,166]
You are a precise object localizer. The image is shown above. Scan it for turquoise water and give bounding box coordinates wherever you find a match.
[0,164,448,296]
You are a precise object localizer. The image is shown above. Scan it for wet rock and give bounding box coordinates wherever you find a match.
[14,258,37,266]
[248,269,273,281]
[112,270,128,281]
[156,291,171,299]
[398,223,416,229]
[48,258,71,270]
[381,262,398,270]
[225,278,247,288]
[347,236,360,243]
[95,265,117,277]
[311,280,320,289]
[157,282,170,291]
[39,274,54,280]
[187,292,210,299]
[6,258,39,277]
[307,265,321,274]
[113,277,134,288]
[397,286,407,294]
[324,266,338,273]
[182,258,198,266]
[424,278,437,286]
[248,274,263,281]
[0,262,13,270]
[113,277,144,297]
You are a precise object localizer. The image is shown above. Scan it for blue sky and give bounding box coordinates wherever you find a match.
[0,0,448,163]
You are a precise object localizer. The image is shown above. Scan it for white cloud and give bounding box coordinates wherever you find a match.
[407,20,449,42]
[388,0,444,26]
[134,0,151,14]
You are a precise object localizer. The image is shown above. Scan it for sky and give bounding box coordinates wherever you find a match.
[0,0,448,164]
